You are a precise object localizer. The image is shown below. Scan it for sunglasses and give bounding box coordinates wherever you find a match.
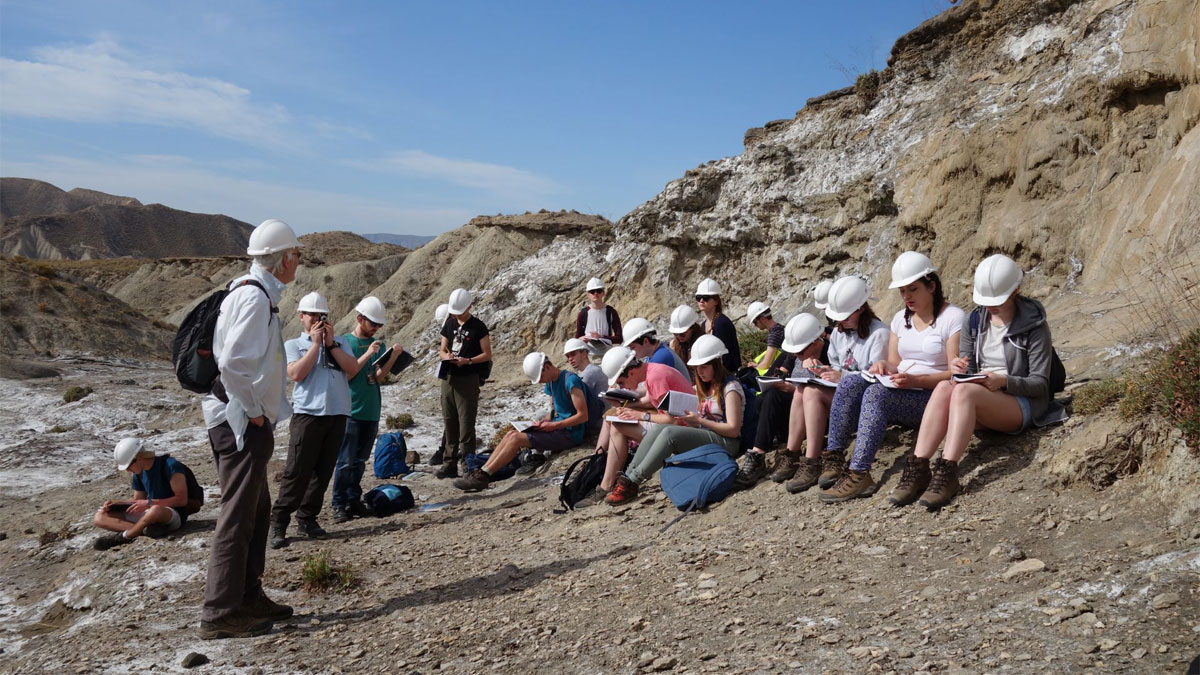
[587,289,604,294]
[360,315,383,329]
[695,295,715,302]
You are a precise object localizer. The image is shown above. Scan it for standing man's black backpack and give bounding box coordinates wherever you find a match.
[172,280,273,394]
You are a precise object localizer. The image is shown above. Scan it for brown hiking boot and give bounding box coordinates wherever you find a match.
[818,451,846,489]
[785,457,823,494]
[453,469,491,492]
[918,458,961,510]
[818,468,876,503]
[889,454,932,507]
[605,474,639,506]
[243,591,293,621]
[768,450,800,483]
[198,612,273,640]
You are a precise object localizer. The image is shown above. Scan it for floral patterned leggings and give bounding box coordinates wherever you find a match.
[826,375,934,472]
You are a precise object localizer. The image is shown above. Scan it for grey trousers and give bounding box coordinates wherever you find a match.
[203,421,273,622]
[626,424,739,485]
[271,413,346,525]
[440,373,480,463]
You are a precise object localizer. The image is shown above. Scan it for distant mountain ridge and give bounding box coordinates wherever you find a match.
[0,177,253,260]
[361,232,437,249]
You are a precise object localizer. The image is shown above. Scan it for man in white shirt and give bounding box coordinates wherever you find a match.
[198,219,301,640]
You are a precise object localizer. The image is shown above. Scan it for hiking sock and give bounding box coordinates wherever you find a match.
[481,467,494,476]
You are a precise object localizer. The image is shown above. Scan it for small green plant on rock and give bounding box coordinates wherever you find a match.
[738,328,768,366]
[63,386,93,403]
[301,551,361,593]
[48,425,68,433]
[855,69,881,106]
[386,413,415,430]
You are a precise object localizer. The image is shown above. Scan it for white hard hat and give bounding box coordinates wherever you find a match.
[522,352,547,384]
[687,334,729,367]
[621,317,655,346]
[669,305,700,333]
[825,276,871,322]
[355,296,386,325]
[889,251,938,289]
[601,346,638,386]
[585,277,605,292]
[745,301,770,323]
[448,288,473,315]
[114,438,144,471]
[296,292,329,314]
[695,278,721,296]
[973,254,1023,306]
[563,337,588,355]
[246,218,304,256]
[781,313,823,353]
[813,280,834,310]
[435,303,450,326]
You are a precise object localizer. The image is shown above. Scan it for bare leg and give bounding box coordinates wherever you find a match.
[802,386,834,459]
[124,505,175,538]
[601,422,644,491]
[93,509,132,533]
[942,385,1024,462]
[485,430,530,472]
[595,418,610,451]
[784,386,806,454]
[914,380,955,459]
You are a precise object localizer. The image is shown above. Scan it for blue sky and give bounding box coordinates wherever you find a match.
[1,1,943,236]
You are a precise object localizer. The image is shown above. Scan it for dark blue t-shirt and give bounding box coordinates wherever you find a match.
[131,456,203,509]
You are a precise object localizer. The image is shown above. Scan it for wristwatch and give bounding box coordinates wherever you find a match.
[643,412,650,422]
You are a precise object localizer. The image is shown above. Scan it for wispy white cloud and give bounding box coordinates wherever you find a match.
[2,154,473,236]
[347,150,559,198]
[0,38,374,148]
[0,38,294,148]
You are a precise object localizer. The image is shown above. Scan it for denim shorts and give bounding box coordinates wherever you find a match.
[1008,395,1033,435]
[525,429,578,452]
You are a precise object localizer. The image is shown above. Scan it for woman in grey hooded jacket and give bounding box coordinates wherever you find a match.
[891,254,1067,510]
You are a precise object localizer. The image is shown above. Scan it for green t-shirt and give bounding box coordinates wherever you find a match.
[343,333,382,421]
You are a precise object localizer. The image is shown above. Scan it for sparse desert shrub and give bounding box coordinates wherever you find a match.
[31,263,57,279]
[37,302,50,313]
[1073,380,1124,415]
[63,386,93,403]
[386,413,415,430]
[301,551,361,593]
[48,425,68,433]
[855,69,881,105]
[151,319,176,331]
[738,328,768,366]
[487,423,515,452]
[1071,329,1200,453]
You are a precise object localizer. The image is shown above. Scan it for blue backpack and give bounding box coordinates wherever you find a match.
[658,443,737,531]
[363,484,415,516]
[464,452,521,481]
[373,432,411,479]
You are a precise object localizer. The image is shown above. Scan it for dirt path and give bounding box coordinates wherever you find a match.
[0,359,1196,674]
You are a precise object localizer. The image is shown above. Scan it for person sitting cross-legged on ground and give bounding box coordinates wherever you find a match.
[564,337,609,439]
[607,335,745,506]
[454,352,589,492]
[818,252,963,503]
[94,439,205,551]
[743,301,789,375]
[890,254,1067,510]
[594,346,694,495]
[733,313,831,490]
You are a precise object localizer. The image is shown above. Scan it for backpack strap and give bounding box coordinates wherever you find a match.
[234,279,278,317]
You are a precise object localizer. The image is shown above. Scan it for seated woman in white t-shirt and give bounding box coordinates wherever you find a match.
[818,252,964,503]
[890,254,1067,510]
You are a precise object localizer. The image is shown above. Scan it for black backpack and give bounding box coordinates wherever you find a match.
[968,308,1065,393]
[172,279,274,394]
[557,452,608,511]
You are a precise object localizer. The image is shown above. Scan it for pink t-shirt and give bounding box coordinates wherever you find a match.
[644,362,693,403]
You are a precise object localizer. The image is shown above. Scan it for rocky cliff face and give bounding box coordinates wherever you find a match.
[588,0,1198,379]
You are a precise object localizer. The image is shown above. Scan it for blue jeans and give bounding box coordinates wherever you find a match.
[331,418,378,508]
